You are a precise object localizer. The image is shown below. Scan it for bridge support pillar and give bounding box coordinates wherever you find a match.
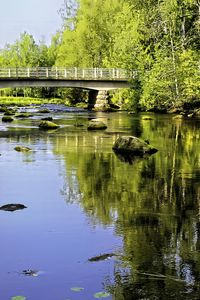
[88,90,99,109]
[93,90,110,111]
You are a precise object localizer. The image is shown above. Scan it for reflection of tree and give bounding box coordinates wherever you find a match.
[54,114,200,298]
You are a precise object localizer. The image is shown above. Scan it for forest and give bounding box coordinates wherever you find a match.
[0,0,199,111]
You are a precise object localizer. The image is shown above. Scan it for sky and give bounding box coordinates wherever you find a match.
[0,0,64,47]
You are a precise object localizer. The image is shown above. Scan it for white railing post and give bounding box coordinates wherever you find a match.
[46,68,49,78]
[112,68,115,79]
[64,69,67,78]
[116,69,119,79]
[75,67,77,79]
[55,67,58,79]
[82,69,85,78]
[8,69,11,78]
[27,68,30,77]
[94,68,97,79]
[100,69,103,79]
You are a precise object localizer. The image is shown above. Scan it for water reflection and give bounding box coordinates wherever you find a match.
[54,113,200,299]
[1,110,200,299]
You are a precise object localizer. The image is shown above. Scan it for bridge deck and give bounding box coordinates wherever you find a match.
[0,67,132,81]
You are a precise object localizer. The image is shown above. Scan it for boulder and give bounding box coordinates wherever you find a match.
[87,119,107,130]
[14,146,31,152]
[2,116,14,122]
[112,136,158,155]
[39,120,60,129]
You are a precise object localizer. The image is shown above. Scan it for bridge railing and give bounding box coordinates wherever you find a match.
[0,67,133,81]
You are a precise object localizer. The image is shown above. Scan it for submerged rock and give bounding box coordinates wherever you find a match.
[22,269,38,276]
[15,113,33,118]
[2,116,14,122]
[0,204,27,212]
[74,122,84,127]
[39,120,60,129]
[0,106,8,112]
[112,136,158,156]
[88,253,115,262]
[14,146,32,152]
[87,119,107,130]
[4,109,16,115]
[38,108,50,113]
[41,117,53,121]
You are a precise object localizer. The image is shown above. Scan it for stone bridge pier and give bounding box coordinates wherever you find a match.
[88,90,111,111]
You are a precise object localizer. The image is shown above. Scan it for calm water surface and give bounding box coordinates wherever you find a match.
[0,107,200,300]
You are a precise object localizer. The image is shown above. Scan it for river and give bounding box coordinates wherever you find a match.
[0,106,200,300]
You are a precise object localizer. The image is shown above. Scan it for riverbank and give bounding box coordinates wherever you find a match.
[0,96,72,107]
[0,96,200,117]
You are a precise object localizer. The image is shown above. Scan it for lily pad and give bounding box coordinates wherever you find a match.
[70,287,84,292]
[11,296,26,300]
[94,291,110,298]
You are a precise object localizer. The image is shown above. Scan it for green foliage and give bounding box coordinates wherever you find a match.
[0,0,199,109]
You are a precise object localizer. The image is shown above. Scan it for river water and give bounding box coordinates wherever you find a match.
[0,106,200,300]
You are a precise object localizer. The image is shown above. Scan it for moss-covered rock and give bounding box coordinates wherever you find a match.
[39,120,60,129]
[0,106,8,112]
[2,116,14,122]
[14,146,32,152]
[87,119,107,130]
[15,113,33,118]
[112,136,158,155]
[4,109,16,115]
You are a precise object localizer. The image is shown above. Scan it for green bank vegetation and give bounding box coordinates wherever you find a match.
[0,0,199,111]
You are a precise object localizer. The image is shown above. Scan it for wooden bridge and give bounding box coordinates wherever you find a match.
[0,67,132,90]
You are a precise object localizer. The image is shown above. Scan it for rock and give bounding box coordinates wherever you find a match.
[187,113,195,118]
[15,113,33,118]
[4,109,16,115]
[88,253,115,262]
[2,116,14,122]
[173,114,184,120]
[128,111,136,115]
[14,146,32,152]
[0,106,8,112]
[22,269,38,276]
[38,108,50,113]
[0,204,27,212]
[39,120,60,129]
[74,122,84,127]
[41,117,53,121]
[112,136,158,155]
[87,119,107,130]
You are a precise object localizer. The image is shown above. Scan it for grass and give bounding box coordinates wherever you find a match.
[0,97,71,106]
